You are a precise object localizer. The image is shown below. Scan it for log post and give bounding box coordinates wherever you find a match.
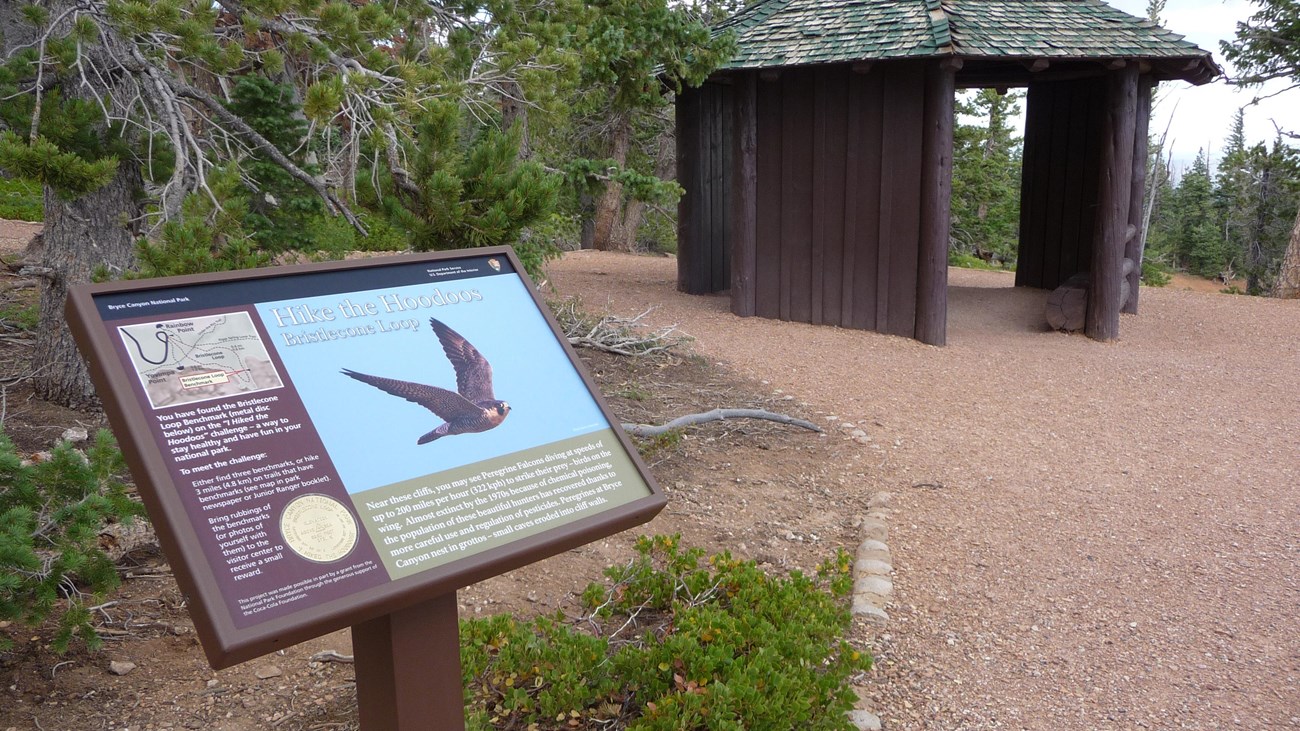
[915,58,957,346]
[1122,78,1153,314]
[1086,65,1137,341]
[730,73,758,317]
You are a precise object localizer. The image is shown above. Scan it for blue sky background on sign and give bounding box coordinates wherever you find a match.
[255,272,610,495]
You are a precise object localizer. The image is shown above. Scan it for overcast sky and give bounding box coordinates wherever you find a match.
[1103,0,1295,171]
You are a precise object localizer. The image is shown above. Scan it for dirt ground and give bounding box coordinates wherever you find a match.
[544,251,1300,731]
[2,222,1296,730]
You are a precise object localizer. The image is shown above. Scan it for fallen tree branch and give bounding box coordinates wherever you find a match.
[99,519,158,562]
[622,409,821,438]
[310,650,355,664]
[551,298,690,356]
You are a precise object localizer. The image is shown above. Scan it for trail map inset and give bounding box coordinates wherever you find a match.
[118,312,283,409]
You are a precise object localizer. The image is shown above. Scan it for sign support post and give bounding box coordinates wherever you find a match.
[353,592,465,730]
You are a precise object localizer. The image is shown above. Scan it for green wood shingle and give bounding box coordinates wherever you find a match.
[716,0,1216,75]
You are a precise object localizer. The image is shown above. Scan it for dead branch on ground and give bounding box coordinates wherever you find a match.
[622,409,821,437]
[551,298,691,356]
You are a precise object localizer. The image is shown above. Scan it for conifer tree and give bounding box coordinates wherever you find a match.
[0,430,143,652]
[370,100,562,278]
[1170,151,1223,276]
[565,0,733,251]
[0,0,648,404]
[951,89,1023,263]
[1221,0,1300,296]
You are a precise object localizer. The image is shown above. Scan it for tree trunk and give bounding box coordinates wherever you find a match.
[498,79,530,160]
[612,126,675,251]
[34,159,142,408]
[1247,166,1271,295]
[592,115,631,251]
[2,0,146,408]
[1272,204,1300,299]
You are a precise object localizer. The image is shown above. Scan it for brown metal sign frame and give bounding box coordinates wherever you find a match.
[66,247,664,672]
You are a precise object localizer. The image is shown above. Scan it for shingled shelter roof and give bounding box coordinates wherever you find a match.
[715,0,1220,83]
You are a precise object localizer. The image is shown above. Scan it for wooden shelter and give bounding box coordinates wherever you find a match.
[676,0,1219,344]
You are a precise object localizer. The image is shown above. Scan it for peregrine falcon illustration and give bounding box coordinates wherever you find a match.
[342,318,510,445]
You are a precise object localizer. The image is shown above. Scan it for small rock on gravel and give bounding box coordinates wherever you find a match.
[61,427,89,443]
[848,709,882,730]
[108,661,136,676]
[253,664,282,680]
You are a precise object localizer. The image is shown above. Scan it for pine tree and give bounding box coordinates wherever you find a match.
[1243,140,1300,293]
[569,0,734,252]
[226,76,324,254]
[951,89,1024,263]
[1214,110,1253,278]
[1170,151,1224,276]
[370,101,562,279]
[0,430,143,652]
[1221,0,1300,297]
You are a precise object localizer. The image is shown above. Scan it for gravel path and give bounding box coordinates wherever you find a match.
[546,251,1299,730]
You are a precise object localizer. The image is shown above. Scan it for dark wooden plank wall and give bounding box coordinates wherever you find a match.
[754,76,784,318]
[780,68,816,323]
[736,61,932,336]
[1016,77,1107,290]
[676,82,732,294]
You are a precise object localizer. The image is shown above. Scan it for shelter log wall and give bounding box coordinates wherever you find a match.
[676,81,733,295]
[677,59,952,343]
[1016,77,1107,291]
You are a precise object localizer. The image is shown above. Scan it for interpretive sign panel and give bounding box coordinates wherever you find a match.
[67,248,663,668]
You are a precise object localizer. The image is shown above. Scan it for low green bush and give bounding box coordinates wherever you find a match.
[1141,258,1172,287]
[0,429,143,652]
[462,535,869,730]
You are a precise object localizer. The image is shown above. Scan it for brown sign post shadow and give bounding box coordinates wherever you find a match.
[67,247,664,729]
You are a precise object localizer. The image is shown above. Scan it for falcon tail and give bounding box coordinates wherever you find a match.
[417,425,449,445]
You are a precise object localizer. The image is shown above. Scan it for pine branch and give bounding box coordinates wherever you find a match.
[165,76,367,235]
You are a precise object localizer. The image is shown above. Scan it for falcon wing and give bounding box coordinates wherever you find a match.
[429,318,495,403]
[341,369,481,421]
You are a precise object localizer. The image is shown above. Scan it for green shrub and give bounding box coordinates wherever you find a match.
[637,209,677,255]
[298,211,410,260]
[0,429,143,652]
[462,535,868,730]
[949,251,1015,271]
[0,177,42,222]
[132,166,269,278]
[1141,258,1172,287]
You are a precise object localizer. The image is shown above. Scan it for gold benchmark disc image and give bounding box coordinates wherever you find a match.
[280,494,359,563]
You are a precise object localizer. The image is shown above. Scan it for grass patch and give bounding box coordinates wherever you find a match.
[636,427,683,459]
[949,251,1015,271]
[0,178,43,222]
[0,302,38,331]
[614,384,652,402]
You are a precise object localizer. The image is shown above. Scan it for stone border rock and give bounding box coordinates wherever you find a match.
[848,489,894,731]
